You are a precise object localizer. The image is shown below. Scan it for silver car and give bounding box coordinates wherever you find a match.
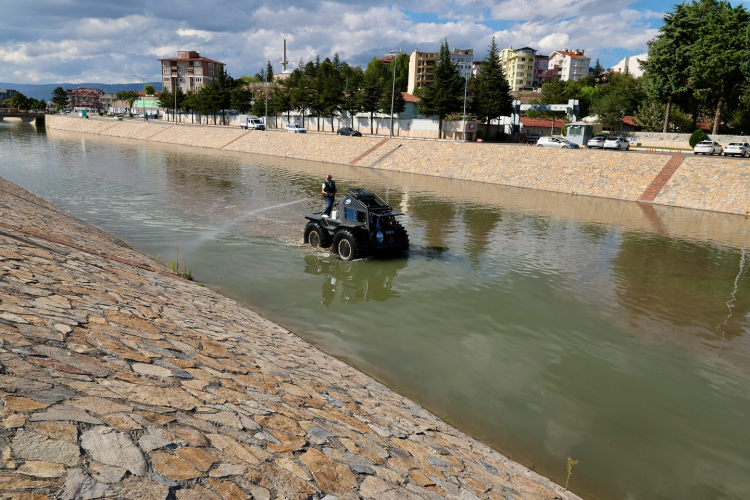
[603,137,630,150]
[693,140,723,155]
[586,136,607,149]
[285,123,306,133]
[536,137,579,149]
[723,142,750,157]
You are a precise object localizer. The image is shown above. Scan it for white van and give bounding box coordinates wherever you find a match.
[238,115,266,130]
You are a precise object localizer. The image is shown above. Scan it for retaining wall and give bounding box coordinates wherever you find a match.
[46,115,750,216]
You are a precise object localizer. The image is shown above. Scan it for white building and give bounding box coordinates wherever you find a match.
[611,53,648,78]
[548,49,590,81]
[451,48,474,81]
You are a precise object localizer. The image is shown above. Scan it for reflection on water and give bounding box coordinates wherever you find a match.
[3,121,750,500]
[303,254,408,306]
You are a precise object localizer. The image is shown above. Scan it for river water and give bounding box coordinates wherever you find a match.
[2,121,750,500]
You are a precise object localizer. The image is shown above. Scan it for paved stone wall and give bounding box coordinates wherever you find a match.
[0,178,580,499]
[46,115,750,215]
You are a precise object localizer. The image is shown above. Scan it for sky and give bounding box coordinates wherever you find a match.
[0,0,682,85]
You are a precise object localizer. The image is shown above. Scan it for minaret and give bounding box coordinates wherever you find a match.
[280,39,289,73]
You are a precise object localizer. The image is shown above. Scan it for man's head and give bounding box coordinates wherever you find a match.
[326,175,332,181]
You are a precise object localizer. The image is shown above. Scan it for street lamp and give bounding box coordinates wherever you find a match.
[389,49,403,139]
[462,72,469,141]
[265,60,269,129]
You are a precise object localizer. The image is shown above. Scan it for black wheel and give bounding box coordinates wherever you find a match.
[333,229,368,261]
[395,221,410,251]
[304,222,330,249]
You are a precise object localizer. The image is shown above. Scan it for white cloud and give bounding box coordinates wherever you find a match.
[0,0,663,83]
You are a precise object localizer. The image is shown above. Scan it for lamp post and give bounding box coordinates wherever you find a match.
[389,50,403,139]
[265,60,269,129]
[462,72,469,142]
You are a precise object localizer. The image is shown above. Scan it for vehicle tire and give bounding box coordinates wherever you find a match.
[536,144,543,147]
[395,221,410,251]
[304,222,331,249]
[333,229,368,261]
[562,145,569,149]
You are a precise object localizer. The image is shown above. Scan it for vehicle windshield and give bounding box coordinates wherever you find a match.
[698,141,712,145]
[729,143,743,146]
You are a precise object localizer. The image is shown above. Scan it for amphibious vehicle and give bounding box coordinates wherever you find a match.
[304,189,409,261]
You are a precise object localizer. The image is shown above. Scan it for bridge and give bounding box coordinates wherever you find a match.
[0,110,45,125]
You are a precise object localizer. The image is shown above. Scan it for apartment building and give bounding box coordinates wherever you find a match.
[612,53,648,78]
[499,47,538,91]
[66,88,106,109]
[451,48,473,80]
[548,49,590,81]
[158,51,224,93]
[407,50,438,94]
[0,88,17,104]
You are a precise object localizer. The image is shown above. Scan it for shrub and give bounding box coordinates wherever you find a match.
[689,129,707,148]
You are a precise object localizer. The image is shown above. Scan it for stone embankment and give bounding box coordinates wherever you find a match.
[0,178,579,499]
[47,115,750,216]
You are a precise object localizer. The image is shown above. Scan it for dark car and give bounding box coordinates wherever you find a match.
[337,127,362,137]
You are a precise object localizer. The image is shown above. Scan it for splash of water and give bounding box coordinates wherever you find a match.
[715,248,747,360]
[188,199,306,250]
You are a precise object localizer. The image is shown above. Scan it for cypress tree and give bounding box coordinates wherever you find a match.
[471,37,513,136]
[417,39,464,139]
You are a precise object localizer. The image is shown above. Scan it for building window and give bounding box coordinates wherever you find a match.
[165,86,171,91]
[208,63,214,69]
[194,61,201,66]
[163,61,170,66]
[163,69,170,74]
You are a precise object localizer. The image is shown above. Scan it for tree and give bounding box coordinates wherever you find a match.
[689,128,707,147]
[143,84,155,96]
[213,65,236,125]
[417,39,465,138]
[635,101,692,132]
[394,53,410,93]
[591,73,646,130]
[641,2,699,133]
[380,85,406,134]
[359,63,385,135]
[50,87,69,110]
[231,86,254,114]
[266,61,274,83]
[470,36,514,135]
[688,0,750,135]
[156,88,184,122]
[4,92,30,110]
[591,59,604,78]
[318,58,344,132]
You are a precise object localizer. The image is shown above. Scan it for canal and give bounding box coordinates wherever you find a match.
[2,121,750,500]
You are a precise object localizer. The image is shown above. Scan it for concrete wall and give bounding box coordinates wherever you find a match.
[46,115,750,216]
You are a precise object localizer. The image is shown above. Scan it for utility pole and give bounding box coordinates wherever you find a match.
[462,74,468,141]
[265,60,269,129]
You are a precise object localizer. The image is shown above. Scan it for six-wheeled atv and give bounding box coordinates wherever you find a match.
[304,189,409,261]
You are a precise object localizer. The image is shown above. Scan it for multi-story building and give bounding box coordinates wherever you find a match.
[407,50,438,94]
[547,49,590,81]
[157,51,224,93]
[66,88,106,109]
[471,61,482,77]
[533,54,551,86]
[0,88,17,104]
[611,53,648,78]
[499,47,538,91]
[451,48,473,81]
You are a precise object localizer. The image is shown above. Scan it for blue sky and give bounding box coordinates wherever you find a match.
[0,0,682,85]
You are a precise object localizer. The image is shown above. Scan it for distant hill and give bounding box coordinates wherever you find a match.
[0,82,162,101]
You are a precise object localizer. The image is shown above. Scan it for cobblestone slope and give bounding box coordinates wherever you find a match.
[0,178,579,499]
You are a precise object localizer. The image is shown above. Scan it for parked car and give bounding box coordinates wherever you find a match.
[723,142,750,157]
[114,116,123,121]
[693,140,723,155]
[603,137,630,150]
[285,124,306,133]
[586,136,607,149]
[536,137,579,149]
[337,127,362,137]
